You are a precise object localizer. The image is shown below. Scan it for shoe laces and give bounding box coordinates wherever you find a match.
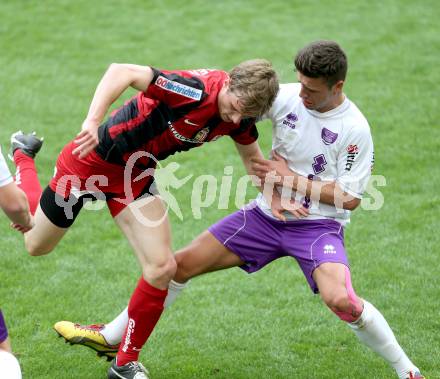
[74,323,104,334]
[128,361,149,376]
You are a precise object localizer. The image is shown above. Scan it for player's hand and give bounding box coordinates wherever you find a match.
[10,219,34,234]
[269,191,309,221]
[251,151,293,185]
[73,119,100,159]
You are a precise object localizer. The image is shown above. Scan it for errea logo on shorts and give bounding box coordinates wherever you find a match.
[155,76,202,100]
[323,244,336,254]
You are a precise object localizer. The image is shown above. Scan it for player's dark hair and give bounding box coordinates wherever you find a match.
[294,40,347,87]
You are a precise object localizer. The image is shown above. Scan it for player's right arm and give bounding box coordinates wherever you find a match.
[0,183,33,230]
[73,64,155,158]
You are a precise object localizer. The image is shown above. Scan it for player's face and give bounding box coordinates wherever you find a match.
[218,82,246,124]
[297,72,343,113]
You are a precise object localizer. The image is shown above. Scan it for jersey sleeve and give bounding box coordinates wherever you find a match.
[0,147,13,188]
[145,68,206,108]
[229,118,259,145]
[336,126,374,199]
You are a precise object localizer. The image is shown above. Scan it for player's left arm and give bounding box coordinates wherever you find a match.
[235,141,309,219]
[253,155,360,210]
[251,128,374,211]
[74,64,155,158]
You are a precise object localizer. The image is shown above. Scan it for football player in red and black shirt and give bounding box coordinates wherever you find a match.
[11,60,278,378]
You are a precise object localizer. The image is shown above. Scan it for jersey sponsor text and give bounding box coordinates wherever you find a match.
[155,76,202,100]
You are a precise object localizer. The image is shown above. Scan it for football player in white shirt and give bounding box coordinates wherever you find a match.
[54,41,423,379]
[0,145,36,379]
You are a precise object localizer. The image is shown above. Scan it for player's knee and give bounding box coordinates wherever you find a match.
[324,291,363,323]
[24,237,53,256]
[324,292,350,311]
[143,255,177,285]
[173,253,195,283]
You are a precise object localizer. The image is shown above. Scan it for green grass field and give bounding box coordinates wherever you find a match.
[1,0,439,378]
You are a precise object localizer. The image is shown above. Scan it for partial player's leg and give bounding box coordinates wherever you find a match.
[313,262,363,322]
[0,311,22,378]
[0,336,12,354]
[11,131,43,214]
[108,195,176,377]
[173,229,246,282]
[0,348,22,379]
[115,196,176,289]
[22,202,69,256]
[0,311,11,353]
[10,131,69,255]
[313,262,424,379]
[282,219,423,379]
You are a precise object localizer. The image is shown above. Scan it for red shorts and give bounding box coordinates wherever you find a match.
[49,141,155,217]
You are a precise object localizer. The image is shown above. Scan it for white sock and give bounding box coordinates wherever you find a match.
[349,300,419,378]
[0,350,22,379]
[101,307,128,345]
[164,279,188,308]
[101,279,188,345]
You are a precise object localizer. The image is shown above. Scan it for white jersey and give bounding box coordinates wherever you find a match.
[256,83,374,225]
[0,147,13,188]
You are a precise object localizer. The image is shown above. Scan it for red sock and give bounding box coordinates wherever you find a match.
[117,278,167,366]
[13,150,42,215]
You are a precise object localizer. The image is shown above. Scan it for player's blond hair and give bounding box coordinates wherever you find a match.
[228,59,279,118]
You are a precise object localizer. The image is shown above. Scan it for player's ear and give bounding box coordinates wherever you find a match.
[222,78,230,91]
[334,80,344,93]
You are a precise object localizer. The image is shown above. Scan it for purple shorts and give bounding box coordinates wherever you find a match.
[209,204,349,293]
[0,310,8,343]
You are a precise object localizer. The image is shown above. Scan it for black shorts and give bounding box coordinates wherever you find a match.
[40,180,158,228]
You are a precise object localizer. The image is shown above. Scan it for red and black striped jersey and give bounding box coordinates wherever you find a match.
[96,68,258,168]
